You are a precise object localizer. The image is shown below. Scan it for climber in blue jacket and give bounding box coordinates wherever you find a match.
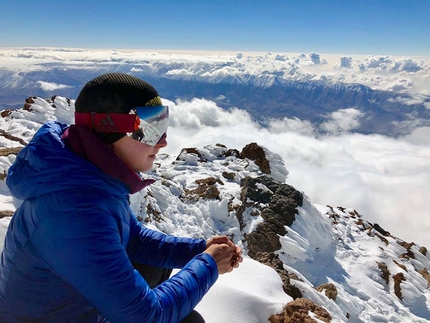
[0,73,242,323]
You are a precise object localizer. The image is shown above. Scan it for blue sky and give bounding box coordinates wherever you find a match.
[1,0,429,56]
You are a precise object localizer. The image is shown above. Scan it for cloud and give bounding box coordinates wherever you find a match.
[2,47,429,96]
[401,127,430,145]
[37,81,72,91]
[320,108,364,134]
[201,65,241,78]
[340,56,353,68]
[308,52,327,65]
[268,117,315,136]
[167,98,254,129]
[162,99,430,248]
[388,94,427,105]
[387,78,415,92]
[397,59,423,73]
[166,69,195,76]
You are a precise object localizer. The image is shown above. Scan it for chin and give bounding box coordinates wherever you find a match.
[137,163,155,173]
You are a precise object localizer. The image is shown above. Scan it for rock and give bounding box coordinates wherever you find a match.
[393,260,407,272]
[269,298,332,323]
[237,176,303,257]
[23,97,36,111]
[184,177,222,201]
[0,109,13,117]
[419,268,430,287]
[176,148,206,163]
[419,246,427,256]
[225,148,240,158]
[245,222,283,257]
[397,241,415,249]
[399,249,415,260]
[316,283,338,300]
[0,147,23,158]
[393,272,405,299]
[373,223,391,236]
[0,210,14,218]
[0,130,27,146]
[254,252,302,299]
[240,142,271,174]
[377,262,390,285]
[221,171,236,180]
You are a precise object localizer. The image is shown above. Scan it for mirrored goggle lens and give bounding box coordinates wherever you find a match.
[132,106,169,146]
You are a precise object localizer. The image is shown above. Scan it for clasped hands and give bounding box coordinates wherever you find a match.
[204,236,243,274]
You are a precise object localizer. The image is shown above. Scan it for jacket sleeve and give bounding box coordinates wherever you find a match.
[32,201,218,323]
[126,214,207,268]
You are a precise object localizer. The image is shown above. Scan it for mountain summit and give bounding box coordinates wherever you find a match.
[0,96,429,322]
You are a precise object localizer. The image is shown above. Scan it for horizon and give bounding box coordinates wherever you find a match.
[3,45,430,60]
[1,0,429,56]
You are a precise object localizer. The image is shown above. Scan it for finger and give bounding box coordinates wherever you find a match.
[227,246,237,255]
[218,236,235,247]
[225,239,235,247]
[234,256,243,266]
[223,244,236,251]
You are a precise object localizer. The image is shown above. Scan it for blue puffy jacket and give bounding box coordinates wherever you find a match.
[0,122,218,322]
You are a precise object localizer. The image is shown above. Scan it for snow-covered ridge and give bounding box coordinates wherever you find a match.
[144,142,430,322]
[0,96,430,322]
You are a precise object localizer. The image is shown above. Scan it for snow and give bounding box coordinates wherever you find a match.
[1,96,430,322]
[195,258,291,323]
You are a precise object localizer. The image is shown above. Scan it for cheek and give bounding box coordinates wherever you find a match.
[112,138,155,172]
[131,148,155,171]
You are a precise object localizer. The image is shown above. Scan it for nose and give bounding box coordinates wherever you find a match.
[155,135,168,148]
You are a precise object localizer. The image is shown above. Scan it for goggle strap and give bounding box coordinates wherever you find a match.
[75,112,136,133]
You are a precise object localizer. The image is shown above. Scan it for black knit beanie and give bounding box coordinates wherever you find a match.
[75,73,161,144]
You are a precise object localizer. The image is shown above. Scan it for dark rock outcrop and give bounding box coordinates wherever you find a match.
[240,142,271,174]
[316,283,338,300]
[237,175,303,257]
[393,272,406,299]
[270,298,332,323]
[184,177,222,201]
[377,262,391,285]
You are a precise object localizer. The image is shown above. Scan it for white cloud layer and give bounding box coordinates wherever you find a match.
[0,47,429,96]
[37,81,72,91]
[320,108,364,133]
[162,98,430,248]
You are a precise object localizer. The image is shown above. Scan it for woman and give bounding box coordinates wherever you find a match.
[0,73,242,322]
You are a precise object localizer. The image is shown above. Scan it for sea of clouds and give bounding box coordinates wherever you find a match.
[0,47,429,248]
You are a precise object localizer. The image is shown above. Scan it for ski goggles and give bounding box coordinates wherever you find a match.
[75,105,169,146]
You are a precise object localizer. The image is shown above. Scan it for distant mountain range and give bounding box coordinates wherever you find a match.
[1,61,429,136]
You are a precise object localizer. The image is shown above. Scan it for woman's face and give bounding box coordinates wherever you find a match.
[111,135,167,172]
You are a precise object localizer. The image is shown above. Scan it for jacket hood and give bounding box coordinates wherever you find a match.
[6,122,148,201]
